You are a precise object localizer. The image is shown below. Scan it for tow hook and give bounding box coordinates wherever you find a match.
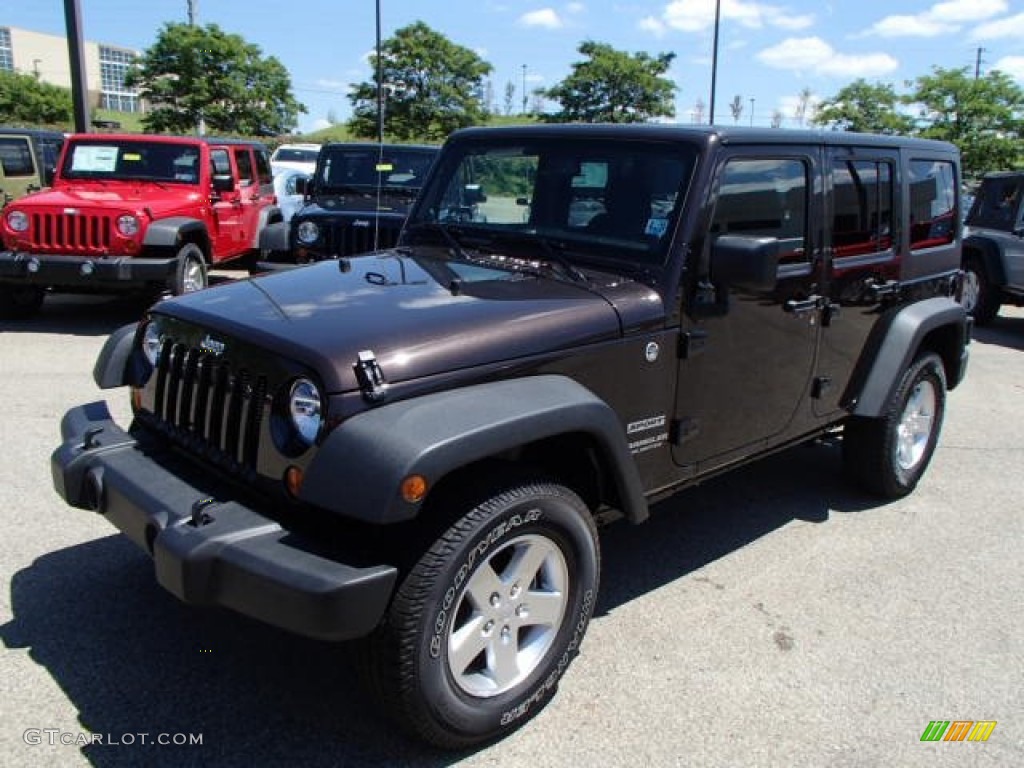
[81,426,103,450]
[190,498,218,527]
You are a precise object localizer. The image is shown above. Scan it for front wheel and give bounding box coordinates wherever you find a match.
[362,475,600,749]
[169,243,207,296]
[960,257,1000,325]
[843,352,947,498]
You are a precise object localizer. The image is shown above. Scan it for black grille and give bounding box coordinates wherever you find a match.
[30,212,112,252]
[325,220,402,257]
[149,340,266,473]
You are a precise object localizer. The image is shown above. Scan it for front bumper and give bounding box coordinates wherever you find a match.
[0,250,177,289]
[51,401,398,641]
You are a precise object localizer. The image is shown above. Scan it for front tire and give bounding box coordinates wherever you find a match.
[170,243,207,296]
[961,257,1000,325]
[843,352,946,498]
[363,475,600,749]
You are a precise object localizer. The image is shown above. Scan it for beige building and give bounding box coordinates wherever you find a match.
[0,25,143,113]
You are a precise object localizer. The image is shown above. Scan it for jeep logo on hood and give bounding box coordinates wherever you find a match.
[352,219,371,228]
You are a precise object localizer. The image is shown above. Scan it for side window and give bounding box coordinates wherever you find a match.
[0,138,35,177]
[233,147,254,186]
[568,161,609,228]
[968,177,1021,230]
[832,159,894,257]
[210,148,232,185]
[711,157,808,264]
[909,159,957,249]
[254,149,272,185]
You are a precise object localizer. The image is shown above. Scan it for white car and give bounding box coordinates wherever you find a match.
[269,143,321,175]
[273,168,311,222]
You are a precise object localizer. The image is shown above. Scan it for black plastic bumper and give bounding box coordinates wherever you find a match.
[51,401,398,641]
[0,250,177,288]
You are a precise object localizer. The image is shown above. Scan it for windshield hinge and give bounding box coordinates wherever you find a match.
[355,350,389,402]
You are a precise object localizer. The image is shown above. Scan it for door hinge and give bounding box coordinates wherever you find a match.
[355,349,389,402]
[678,329,709,359]
[811,376,833,399]
[671,417,700,445]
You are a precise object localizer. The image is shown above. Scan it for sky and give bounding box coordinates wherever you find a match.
[4,1,1024,133]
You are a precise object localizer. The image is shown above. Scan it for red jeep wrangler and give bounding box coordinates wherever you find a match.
[0,133,282,319]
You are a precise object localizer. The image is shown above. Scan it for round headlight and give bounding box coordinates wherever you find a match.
[296,221,320,245]
[142,320,164,366]
[289,378,322,445]
[117,214,140,237]
[6,210,28,232]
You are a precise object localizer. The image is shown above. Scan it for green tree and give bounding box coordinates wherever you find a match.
[0,70,72,125]
[347,22,492,142]
[908,66,1024,177]
[541,41,676,123]
[125,23,305,135]
[813,79,914,134]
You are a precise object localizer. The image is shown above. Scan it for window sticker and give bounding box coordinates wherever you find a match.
[122,152,142,161]
[71,146,118,172]
[375,163,394,172]
[645,218,668,237]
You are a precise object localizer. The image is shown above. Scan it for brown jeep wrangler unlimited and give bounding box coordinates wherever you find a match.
[0,133,282,319]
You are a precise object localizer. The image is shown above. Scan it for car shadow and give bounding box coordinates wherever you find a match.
[971,314,1024,351]
[2,440,880,767]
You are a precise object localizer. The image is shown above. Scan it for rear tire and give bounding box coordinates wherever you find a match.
[169,243,207,296]
[0,285,45,320]
[361,474,600,749]
[843,353,946,499]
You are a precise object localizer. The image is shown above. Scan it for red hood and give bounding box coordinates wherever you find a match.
[17,182,204,217]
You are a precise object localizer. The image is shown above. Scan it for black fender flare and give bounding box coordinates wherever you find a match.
[963,234,1007,287]
[851,297,969,418]
[258,219,290,254]
[92,322,139,389]
[299,375,649,525]
[253,206,284,249]
[142,217,209,254]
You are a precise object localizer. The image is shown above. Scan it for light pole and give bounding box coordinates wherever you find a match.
[749,97,754,127]
[521,64,528,116]
[708,0,721,124]
[376,0,383,144]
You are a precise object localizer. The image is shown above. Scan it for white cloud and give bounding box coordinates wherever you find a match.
[658,0,813,33]
[638,15,667,37]
[566,2,586,13]
[867,0,1007,38]
[972,12,1024,40]
[756,37,899,78]
[519,8,564,28]
[310,118,332,132]
[993,55,1024,80]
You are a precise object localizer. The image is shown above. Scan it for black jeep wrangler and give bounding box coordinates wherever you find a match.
[265,141,438,262]
[52,125,970,748]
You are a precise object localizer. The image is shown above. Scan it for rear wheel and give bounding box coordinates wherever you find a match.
[843,352,946,498]
[0,285,45,320]
[169,243,207,296]
[361,474,600,749]
[961,257,1000,325]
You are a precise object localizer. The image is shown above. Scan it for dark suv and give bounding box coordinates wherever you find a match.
[269,142,437,262]
[52,125,970,748]
[0,133,282,319]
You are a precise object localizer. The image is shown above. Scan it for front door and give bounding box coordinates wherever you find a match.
[209,147,243,258]
[672,149,823,472]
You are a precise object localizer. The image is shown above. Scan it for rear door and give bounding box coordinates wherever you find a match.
[0,134,41,205]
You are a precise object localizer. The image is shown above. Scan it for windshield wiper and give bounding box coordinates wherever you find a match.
[406,221,470,261]
[534,236,588,283]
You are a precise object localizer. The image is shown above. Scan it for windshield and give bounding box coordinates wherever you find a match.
[317,147,437,193]
[273,147,319,164]
[61,140,202,184]
[409,137,698,268]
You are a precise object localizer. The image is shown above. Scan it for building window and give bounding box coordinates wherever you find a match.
[99,45,140,113]
[0,28,13,72]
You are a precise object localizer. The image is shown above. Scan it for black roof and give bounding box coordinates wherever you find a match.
[0,126,66,140]
[448,123,958,154]
[321,142,439,153]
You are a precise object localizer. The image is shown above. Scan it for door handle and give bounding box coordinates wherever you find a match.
[783,296,822,315]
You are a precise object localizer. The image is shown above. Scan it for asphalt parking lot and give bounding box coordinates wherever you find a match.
[1,292,1022,768]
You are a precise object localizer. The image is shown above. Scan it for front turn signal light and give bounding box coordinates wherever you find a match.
[401,474,428,504]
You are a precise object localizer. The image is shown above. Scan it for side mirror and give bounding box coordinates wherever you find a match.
[212,174,235,194]
[295,176,309,196]
[464,184,486,204]
[710,235,779,291]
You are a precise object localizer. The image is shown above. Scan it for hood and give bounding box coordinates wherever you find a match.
[298,192,419,218]
[19,183,203,217]
[157,249,664,393]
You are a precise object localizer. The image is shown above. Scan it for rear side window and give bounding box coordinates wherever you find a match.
[234,147,254,185]
[969,176,1023,230]
[832,159,894,257]
[710,157,808,264]
[909,159,957,250]
[0,138,34,177]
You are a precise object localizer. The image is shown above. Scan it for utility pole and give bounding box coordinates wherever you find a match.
[522,64,528,116]
[63,0,90,132]
[187,0,197,26]
[708,0,721,124]
[975,47,985,79]
[749,97,755,127]
[376,0,383,144]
